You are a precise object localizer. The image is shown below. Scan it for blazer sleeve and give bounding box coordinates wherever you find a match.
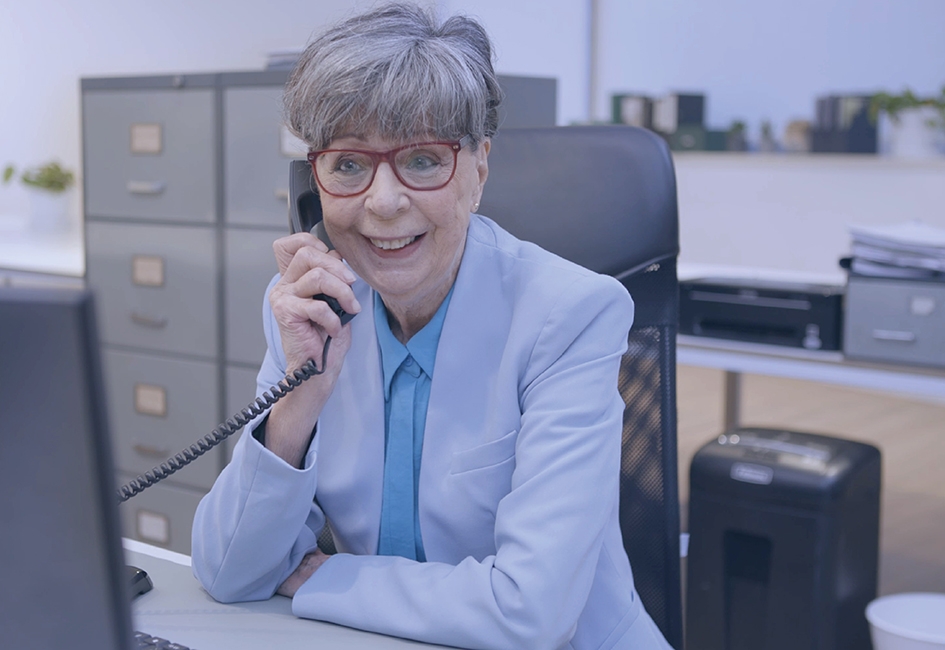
[291,273,634,650]
[191,274,324,602]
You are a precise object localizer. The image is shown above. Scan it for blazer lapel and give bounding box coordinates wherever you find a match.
[419,217,520,555]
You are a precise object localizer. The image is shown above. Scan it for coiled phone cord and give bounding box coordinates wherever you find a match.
[115,338,332,503]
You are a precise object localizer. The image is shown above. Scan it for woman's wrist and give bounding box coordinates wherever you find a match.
[266,382,327,468]
[277,550,331,598]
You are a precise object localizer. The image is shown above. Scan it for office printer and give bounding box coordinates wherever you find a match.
[679,277,844,350]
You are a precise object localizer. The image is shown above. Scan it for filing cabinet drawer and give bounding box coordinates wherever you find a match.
[844,277,945,368]
[102,347,222,491]
[83,88,215,223]
[224,228,281,365]
[116,473,205,555]
[225,364,264,465]
[224,86,307,227]
[86,221,218,357]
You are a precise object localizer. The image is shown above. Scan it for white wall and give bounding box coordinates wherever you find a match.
[596,0,945,139]
[674,155,945,280]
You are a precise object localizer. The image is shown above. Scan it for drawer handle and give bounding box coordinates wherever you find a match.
[130,311,168,328]
[127,180,167,195]
[275,188,290,202]
[872,329,916,343]
[133,443,171,458]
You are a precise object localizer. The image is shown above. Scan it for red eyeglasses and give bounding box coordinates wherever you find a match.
[308,135,472,197]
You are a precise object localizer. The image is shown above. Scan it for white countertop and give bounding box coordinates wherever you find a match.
[0,213,84,277]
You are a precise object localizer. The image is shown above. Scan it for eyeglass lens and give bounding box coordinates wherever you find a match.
[314,143,457,196]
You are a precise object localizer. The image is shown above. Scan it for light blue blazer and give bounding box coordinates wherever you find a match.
[192,215,672,650]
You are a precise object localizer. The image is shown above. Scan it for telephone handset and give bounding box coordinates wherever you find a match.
[116,160,353,502]
[288,159,355,326]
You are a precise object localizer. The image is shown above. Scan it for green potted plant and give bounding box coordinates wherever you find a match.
[3,160,75,193]
[2,160,76,232]
[869,86,945,158]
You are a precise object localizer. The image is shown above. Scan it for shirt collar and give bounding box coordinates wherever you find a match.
[373,286,454,399]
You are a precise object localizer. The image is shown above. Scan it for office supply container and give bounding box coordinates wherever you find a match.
[844,276,945,369]
[686,427,881,650]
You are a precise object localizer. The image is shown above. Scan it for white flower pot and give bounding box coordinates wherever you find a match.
[878,107,945,159]
[27,189,71,234]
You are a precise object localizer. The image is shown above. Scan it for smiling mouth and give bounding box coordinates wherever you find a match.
[369,235,420,251]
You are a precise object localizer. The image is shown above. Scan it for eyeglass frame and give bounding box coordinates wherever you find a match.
[307,135,473,198]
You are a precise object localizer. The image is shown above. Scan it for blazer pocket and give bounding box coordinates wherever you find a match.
[450,429,517,475]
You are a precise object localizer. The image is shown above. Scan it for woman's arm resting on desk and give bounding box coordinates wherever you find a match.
[191,278,328,602]
[190,413,326,602]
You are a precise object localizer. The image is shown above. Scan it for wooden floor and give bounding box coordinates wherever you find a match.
[676,364,945,597]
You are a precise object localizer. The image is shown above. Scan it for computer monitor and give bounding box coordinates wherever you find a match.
[0,284,133,649]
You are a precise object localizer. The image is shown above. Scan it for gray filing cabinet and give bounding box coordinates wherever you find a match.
[82,70,557,555]
[82,71,292,554]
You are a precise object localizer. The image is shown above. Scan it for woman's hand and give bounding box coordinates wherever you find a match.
[265,232,362,467]
[271,232,361,374]
[277,549,331,598]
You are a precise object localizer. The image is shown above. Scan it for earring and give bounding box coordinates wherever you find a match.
[472,202,480,212]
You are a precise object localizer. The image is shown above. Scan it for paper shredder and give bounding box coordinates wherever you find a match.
[686,427,881,650]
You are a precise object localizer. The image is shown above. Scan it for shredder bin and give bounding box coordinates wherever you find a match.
[686,427,881,650]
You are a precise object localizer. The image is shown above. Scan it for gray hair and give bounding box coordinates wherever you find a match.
[284,2,502,151]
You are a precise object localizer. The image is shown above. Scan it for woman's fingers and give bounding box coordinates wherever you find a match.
[269,240,361,373]
[293,266,362,318]
[273,232,328,276]
[282,292,352,338]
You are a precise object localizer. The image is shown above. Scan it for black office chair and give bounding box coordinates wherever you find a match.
[479,125,683,649]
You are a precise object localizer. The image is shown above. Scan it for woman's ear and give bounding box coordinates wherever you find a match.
[475,139,490,193]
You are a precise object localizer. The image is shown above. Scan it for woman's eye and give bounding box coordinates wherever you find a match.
[334,156,368,174]
[404,152,440,171]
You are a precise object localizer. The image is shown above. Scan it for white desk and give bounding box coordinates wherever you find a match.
[124,541,454,649]
[677,334,945,431]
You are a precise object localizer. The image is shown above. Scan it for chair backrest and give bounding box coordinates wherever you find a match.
[479,125,683,649]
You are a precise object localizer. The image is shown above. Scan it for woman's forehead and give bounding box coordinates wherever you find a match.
[322,112,457,145]
[327,129,443,148]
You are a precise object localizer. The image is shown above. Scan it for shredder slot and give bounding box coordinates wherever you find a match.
[724,531,772,650]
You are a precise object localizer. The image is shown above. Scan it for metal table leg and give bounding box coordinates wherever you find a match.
[724,370,742,432]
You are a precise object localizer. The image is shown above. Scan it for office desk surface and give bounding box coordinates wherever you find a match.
[677,334,945,431]
[677,334,945,402]
[126,548,456,649]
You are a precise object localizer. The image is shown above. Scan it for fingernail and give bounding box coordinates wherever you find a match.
[352,298,362,313]
[343,269,356,283]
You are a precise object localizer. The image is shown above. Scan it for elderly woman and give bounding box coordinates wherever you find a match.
[192,4,670,649]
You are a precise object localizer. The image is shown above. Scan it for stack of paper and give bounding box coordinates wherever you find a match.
[846,221,945,281]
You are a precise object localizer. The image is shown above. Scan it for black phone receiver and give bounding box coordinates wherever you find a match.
[288,159,322,236]
[287,160,353,325]
[313,293,355,326]
[313,220,334,251]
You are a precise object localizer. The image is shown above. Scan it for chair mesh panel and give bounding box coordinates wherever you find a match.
[317,520,336,555]
[618,260,682,649]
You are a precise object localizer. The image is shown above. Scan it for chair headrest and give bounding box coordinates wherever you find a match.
[478,125,679,279]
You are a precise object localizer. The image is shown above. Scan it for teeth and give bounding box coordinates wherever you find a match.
[370,236,417,250]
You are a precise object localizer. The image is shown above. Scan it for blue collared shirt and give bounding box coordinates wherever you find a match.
[373,287,453,561]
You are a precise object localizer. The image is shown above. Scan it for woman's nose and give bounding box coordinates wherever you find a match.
[364,162,408,218]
